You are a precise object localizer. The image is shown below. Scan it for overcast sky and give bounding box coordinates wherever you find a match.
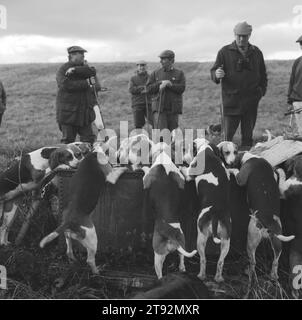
[0,0,302,63]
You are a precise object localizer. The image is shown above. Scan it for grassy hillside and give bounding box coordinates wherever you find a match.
[0,61,296,299]
[0,60,294,164]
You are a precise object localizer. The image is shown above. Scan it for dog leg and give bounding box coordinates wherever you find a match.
[178,252,186,272]
[154,252,167,279]
[65,235,76,262]
[269,235,282,280]
[214,233,230,283]
[0,202,18,246]
[197,224,210,281]
[78,225,99,274]
[246,219,262,281]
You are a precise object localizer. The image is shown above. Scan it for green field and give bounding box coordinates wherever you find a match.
[0,60,295,166]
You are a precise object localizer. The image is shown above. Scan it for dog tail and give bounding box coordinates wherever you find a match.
[275,234,295,242]
[39,222,70,248]
[156,220,197,258]
[267,216,295,242]
[177,246,197,258]
[212,217,221,244]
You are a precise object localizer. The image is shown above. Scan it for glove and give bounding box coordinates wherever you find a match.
[65,67,75,76]
[159,80,172,91]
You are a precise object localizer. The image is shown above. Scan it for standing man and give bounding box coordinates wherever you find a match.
[147,50,185,131]
[288,36,302,135]
[56,46,98,144]
[0,80,6,127]
[128,61,152,129]
[211,22,267,150]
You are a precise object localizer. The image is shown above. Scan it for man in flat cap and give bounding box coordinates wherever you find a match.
[56,46,100,144]
[128,61,152,129]
[146,50,185,131]
[0,79,6,127]
[211,21,267,149]
[288,36,302,134]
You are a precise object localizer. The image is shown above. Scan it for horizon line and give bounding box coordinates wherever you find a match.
[0,58,298,65]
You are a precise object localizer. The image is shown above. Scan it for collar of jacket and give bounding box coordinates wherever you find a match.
[228,41,255,53]
[136,71,148,76]
[162,66,174,72]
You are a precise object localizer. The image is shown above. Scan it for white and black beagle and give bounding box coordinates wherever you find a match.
[228,148,295,281]
[117,133,154,170]
[277,155,302,298]
[142,142,197,279]
[181,139,232,283]
[217,141,239,167]
[0,142,90,246]
[39,148,127,274]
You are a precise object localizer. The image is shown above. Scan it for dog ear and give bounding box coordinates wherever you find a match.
[293,155,302,180]
[40,147,58,160]
[49,150,63,170]
[142,167,153,189]
[78,143,92,155]
[209,143,220,158]
[216,142,225,160]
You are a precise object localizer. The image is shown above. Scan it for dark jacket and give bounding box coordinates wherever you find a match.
[129,71,151,108]
[0,81,6,114]
[56,62,97,126]
[210,41,267,115]
[147,67,186,114]
[288,56,302,104]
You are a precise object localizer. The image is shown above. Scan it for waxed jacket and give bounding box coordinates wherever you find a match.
[56,62,98,126]
[147,67,186,114]
[211,42,267,115]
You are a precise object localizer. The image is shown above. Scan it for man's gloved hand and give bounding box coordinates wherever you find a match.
[65,67,75,76]
[159,80,172,91]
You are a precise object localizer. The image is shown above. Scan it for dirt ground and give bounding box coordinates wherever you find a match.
[0,197,294,299]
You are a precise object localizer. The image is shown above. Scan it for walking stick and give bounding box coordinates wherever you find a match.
[156,90,163,130]
[218,65,226,141]
[144,87,152,136]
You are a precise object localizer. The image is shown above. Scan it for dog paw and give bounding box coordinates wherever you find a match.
[197,273,206,281]
[270,272,279,281]
[214,274,224,283]
[179,266,186,273]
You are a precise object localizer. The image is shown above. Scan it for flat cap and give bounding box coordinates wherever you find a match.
[136,60,147,65]
[67,46,87,54]
[234,21,252,35]
[159,50,175,59]
[296,35,302,43]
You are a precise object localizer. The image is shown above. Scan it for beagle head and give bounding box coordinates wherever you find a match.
[93,136,119,164]
[118,134,154,168]
[217,141,238,166]
[69,142,92,157]
[49,146,83,170]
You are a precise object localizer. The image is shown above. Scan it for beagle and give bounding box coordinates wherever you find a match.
[142,143,197,279]
[39,148,127,274]
[0,142,90,246]
[180,141,232,283]
[229,151,295,281]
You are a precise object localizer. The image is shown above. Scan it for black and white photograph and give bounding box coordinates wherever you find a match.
[0,0,302,305]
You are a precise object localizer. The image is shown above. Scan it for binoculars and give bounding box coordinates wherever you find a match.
[236,57,251,72]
